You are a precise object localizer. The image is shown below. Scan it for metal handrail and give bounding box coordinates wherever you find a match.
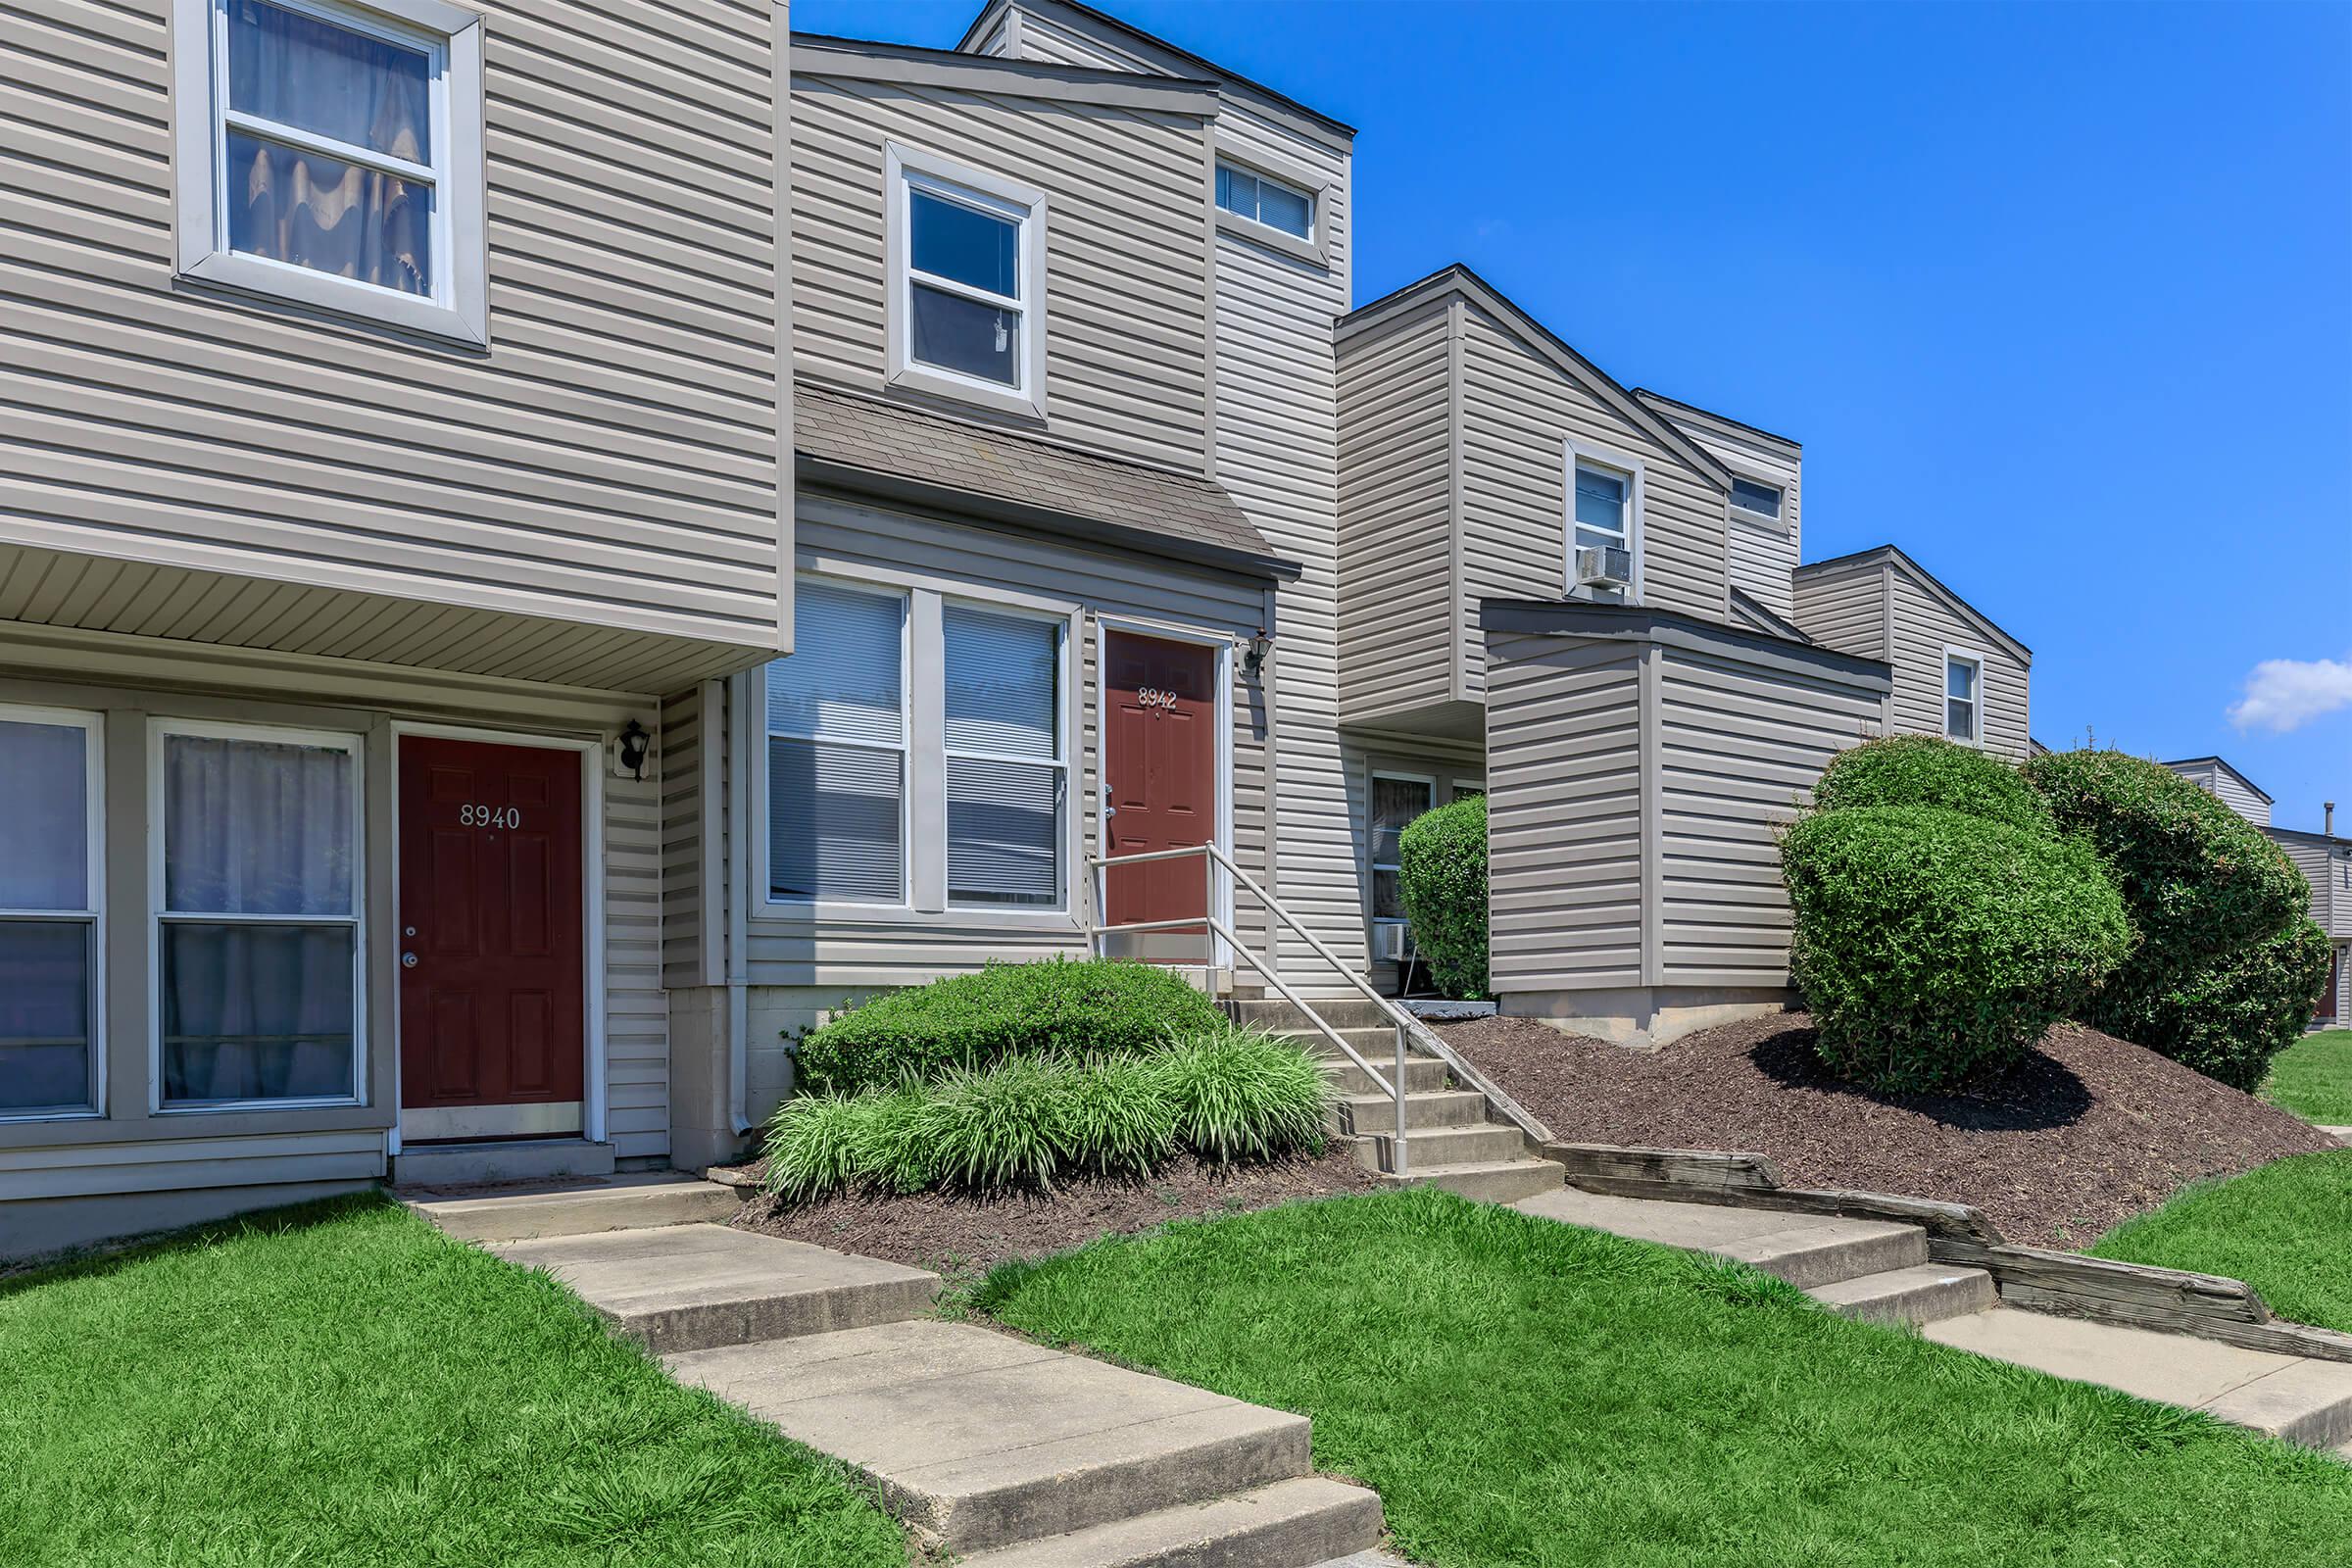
[1090,840,1421,1175]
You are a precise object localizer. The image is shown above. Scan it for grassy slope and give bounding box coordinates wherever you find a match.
[2092,1151,2352,1336]
[980,1189,2352,1568]
[0,1197,906,1568]
[2265,1029,2352,1124]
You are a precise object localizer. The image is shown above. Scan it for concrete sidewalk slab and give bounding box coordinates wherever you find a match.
[493,1223,938,1353]
[1519,1186,1926,1288]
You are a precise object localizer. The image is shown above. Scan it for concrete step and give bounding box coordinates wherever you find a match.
[403,1173,738,1243]
[1375,1156,1565,1204]
[1319,1054,1450,1097]
[956,1476,1384,1568]
[1234,997,1399,1032]
[389,1137,613,1188]
[1515,1187,1928,1290]
[668,1319,1316,1554]
[1807,1263,1997,1328]
[1357,1123,1528,1172]
[1333,1089,1489,1135]
[1926,1307,2352,1451]
[493,1223,938,1354]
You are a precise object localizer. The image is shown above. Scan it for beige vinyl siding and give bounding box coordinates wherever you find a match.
[991,7,1146,72]
[2211,767,2274,827]
[660,684,721,990]
[0,0,786,666]
[1792,564,1888,660]
[1657,411,1801,622]
[1656,645,1880,987]
[1887,566,2029,760]
[1484,632,1645,992]
[789,70,1213,475]
[0,1128,384,1200]
[1342,727,1485,989]
[2275,835,2350,940]
[1456,307,1729,704]
[1336,301,1453,725]
[734,497,1266,988]
[602,763,668,1160]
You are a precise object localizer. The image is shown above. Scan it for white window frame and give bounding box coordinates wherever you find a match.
[760,575,914,911]
[1367,770,1437,930]
[1943,648,1985,748]
[1212,141,1328,268]
[170,0,488,346]
[149,717,368,1113]
[943,596,1072,913]
[0,705,105,1123]
[884,142,1049,420]
[1565,439,1645,604]
[1728,473,1787,533]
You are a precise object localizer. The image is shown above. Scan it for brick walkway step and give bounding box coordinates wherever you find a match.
[1375,1156,1564,1203]
[493,1223,938,1354]
[667,1319,1324,1554]
[1518,1187,1927,1289]
[955,1476,1384,1568]
[404,1173,737,1243]
[1807,1262,1997,1327]
[1924,1307,2352,1451]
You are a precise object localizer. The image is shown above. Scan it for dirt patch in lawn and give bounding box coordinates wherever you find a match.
[1443,1011,2336,1249]
[732,1149,1381,1282]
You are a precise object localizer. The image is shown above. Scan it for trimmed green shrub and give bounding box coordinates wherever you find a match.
[1149,1028,1332,1164]
[1784,806,2133,1092]
[2096,918,2333,1093]
[794,956,1225,1094]
[2023,749,2307,994]
[1811,735,2054,836]
[1396,793,1489,1000]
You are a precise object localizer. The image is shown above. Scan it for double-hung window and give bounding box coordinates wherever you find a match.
[1945,652,1984,746]
[1369,774,1435,925]
[156,723,363,1108]
[887,145,1046,416]
[766,580,909,905]
[172,0,487,343]
[0,709,103,1119]
[1570,453,1639,600]
[944,604,1066,908]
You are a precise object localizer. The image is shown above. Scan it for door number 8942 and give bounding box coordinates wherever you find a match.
[460,804,522,829]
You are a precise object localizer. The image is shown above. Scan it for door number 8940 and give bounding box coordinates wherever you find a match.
[460,804,522,829]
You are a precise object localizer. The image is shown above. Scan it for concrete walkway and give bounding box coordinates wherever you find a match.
[2321,1125,2352,1147]
[1519,1185,2352,1456]
[416,1177,1383,1567]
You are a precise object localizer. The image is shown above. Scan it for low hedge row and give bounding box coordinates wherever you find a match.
[761,1029,1331,1200]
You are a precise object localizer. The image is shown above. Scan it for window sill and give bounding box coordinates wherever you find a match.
[886,362,1045,423]
[1214,209,1328,269]
[175,250,488,351]
[754,901,1081,934]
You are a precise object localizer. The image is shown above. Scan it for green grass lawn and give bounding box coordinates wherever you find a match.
[978,1188,2352,1568]
[2092,1151,2352,1337]
[2265,1028,2352,1124]
[0,1197,906,1568]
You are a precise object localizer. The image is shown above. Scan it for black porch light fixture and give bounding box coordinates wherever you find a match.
[1243,628,1272,680]
[616,718,652,781]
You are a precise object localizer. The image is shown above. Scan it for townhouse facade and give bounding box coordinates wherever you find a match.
[2,0,2035,1253]
[2166,760,2352,1027]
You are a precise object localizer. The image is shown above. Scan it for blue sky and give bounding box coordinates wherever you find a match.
[800,0,2352,830]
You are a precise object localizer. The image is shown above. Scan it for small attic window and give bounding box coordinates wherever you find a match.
[1216,161,1313,240]
[1730,477,1783,525]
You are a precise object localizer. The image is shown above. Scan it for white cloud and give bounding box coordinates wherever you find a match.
[2228,654,2352,734]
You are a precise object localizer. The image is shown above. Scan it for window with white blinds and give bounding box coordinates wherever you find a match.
[765,581,907,903]
[944,604,1065,907]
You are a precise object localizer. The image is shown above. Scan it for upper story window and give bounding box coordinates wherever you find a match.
[0,708,103,1120]
[1945,652,1984,745]
[1569,450,1641,601]
[1730,477,1784,527]
[1216,160,1313,240]
[886,144,1048,419]
[172,0,487,345]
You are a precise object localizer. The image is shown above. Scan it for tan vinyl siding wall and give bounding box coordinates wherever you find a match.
[1456,308,1729,703]
[1887,566,2029,760]
[0,0,786,659]
[1665,416,1801,622]
[1656,645,1880,987]
[789,70,1213,475]
[1336,302,1454,725]
[2276,836,2349,940]
[1485,633,1644,993]
[1792,564,1888,661]
[731,498,1266,988]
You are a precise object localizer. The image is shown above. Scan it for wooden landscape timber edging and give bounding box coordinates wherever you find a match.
[1540,1142,2352,1365]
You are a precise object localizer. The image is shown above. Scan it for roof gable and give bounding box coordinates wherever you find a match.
[1794,544,2030,663]
[2163,756,2276,806]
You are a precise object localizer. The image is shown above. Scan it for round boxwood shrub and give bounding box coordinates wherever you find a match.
[793,956,1225,1095]
[1396,793,1488,1000]
[1811,735,2054,836]
[2094,917,2332,1093]
[1783,806,2133,1092]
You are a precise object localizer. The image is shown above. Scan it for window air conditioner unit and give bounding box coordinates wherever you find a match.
[1370,922,1413,962]
[1576,545,1633,589]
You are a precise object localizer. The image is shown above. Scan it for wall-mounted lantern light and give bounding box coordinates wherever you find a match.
[1243,628,1272,680]
[616,718,652,782]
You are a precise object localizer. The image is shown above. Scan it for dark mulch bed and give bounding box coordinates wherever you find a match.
[732,1149,1381,1283]
[1443,1011,2338,1249]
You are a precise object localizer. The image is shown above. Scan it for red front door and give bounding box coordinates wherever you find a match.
[398,737,585,1140]
[1103,632,1218,938]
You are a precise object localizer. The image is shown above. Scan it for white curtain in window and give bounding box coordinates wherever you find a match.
[165,735,354,916]
[0,923,91,1113]
[162,925,355,1102]
[0,720,87,911]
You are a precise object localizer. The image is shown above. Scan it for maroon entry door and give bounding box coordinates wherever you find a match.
[1103,632,1218,935]
[398,737,585,1139]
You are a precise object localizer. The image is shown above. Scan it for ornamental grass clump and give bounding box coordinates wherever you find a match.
[1150,1027,1332,1164]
